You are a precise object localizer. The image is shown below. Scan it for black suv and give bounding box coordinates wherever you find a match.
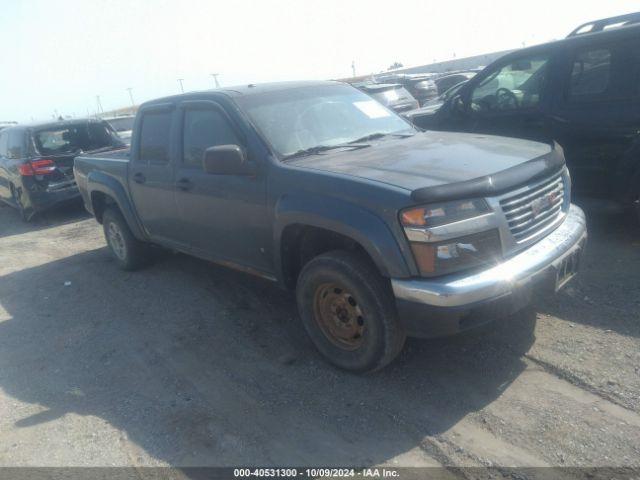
[410,13,640,218]
[0,119,124,220]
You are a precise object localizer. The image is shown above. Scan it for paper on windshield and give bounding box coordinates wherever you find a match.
[353,100,391,119]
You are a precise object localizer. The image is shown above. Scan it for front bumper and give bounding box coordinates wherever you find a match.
[392,204,587,337]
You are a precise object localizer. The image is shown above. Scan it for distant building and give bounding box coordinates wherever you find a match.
[337,49,514,83]
[99,105,138,118]
[389,49,514,75]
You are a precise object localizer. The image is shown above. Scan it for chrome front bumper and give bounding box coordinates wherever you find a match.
[392,204,587,308]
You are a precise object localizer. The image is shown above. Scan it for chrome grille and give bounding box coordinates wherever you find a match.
[500,172,565,243]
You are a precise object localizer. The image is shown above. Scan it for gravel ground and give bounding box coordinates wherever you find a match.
[0,199,638,473]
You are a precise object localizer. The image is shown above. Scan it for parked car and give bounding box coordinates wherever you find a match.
[103,115,135,144]
[0,118,125,220]
[352,82,419,113]
[433,70,478,94]
[409,12,640,219]
[374,73,439,105]
[403,80,470,122]
[75,81,586,372]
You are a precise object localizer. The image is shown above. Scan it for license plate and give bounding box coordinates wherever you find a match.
[555,248,581,291]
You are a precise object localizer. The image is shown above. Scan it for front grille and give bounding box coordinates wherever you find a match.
[500,172,565,243]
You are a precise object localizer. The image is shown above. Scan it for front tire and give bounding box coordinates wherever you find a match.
[296,250,406,373]
[102,207,150,271]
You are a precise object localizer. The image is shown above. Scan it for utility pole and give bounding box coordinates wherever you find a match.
[177,78,185,93]
[126,87,135,107]
[351,61,356,77]
[210,73,220,88]
[95,95,103,115]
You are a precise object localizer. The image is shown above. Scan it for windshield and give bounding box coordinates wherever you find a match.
[106,117,135,132]
[34,121,123,155]
[235,84,415,158]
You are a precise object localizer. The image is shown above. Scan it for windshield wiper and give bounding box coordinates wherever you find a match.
[347,132,415,144]
[282,143,368,160]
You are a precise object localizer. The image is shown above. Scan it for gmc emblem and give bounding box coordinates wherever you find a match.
[531,191,558,218]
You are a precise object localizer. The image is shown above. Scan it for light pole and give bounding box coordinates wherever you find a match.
[126,87,135,107]
[96,95,103,115]
[210,73,220,88]
[351,61,356,77]
[177,78,185,93]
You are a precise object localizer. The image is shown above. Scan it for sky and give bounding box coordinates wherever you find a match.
[1,0,638,122]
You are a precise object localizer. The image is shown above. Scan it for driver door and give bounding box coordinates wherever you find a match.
[463,50,556,142]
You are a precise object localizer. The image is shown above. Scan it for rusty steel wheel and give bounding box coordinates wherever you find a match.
[297,250,406,372]
[313,283,365,350]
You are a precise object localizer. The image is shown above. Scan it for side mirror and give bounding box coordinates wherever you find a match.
[203,145,254,175]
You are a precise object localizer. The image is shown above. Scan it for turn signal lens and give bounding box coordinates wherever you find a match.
[400,199,490,227]
[409,243,436,274]
[400,207,427,227]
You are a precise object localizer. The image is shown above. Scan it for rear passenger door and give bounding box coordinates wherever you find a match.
[551,38,640,198]
[128,104,183,246]
[173,100,270,273]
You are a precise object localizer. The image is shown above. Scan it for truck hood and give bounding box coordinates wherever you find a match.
[288,131,562,201]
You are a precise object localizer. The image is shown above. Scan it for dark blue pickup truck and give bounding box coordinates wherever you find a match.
[74,81,587,372]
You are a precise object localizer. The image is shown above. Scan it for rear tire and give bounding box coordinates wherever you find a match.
[102,207,150,271]
[296,250,406,373]
[10,184,31,222]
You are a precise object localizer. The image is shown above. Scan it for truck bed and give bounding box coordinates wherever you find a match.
[74,148,131,215]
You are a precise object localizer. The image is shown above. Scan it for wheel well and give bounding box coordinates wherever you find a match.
[280,224,378,289]
[91,191,117,223]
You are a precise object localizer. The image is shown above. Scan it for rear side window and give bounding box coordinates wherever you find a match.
[7,130,24,159]
[568,48,611,98]
[34,122,120,156]
[139,111,172,164]
[182,108,240,168]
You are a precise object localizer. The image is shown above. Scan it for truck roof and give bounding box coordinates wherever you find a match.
[493,16,640,63]
[140,80,345,108]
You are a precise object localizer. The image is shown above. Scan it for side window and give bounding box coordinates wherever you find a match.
[182,108,240,168]
[568,48,611,99]
[470,54,550,113]
[7,130,24,159]
[138,111,172,164]
[0,132,8,157]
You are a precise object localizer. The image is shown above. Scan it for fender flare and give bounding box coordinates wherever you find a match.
[273,193,410,282]
[86,171,147,240]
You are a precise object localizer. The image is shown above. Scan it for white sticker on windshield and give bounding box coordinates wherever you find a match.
[353,100,392,119]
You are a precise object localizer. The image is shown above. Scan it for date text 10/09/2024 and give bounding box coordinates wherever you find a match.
[233,468,400,478]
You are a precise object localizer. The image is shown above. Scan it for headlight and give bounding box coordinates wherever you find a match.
[400,199,490,227]
[408,229,502,276]
[400,199,501,276]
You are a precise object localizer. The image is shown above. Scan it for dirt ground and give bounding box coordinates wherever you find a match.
[0,198,639,473]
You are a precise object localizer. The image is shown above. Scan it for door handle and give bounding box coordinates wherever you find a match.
[175,178,193,191]
[132,172,146,184]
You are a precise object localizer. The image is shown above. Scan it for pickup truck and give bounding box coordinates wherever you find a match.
[74,81,587,372]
